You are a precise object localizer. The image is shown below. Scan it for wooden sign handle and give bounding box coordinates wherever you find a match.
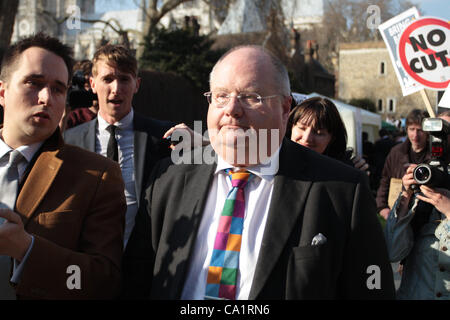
[419,89,436,117]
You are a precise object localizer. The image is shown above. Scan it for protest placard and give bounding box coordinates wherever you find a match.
[398,17,449,91]
[378,7,422,96]
[438,83,450,108]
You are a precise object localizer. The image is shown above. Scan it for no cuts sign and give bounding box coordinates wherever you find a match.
[398,17,450,90]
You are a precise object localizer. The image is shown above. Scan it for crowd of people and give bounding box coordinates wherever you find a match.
[0,33,448,300]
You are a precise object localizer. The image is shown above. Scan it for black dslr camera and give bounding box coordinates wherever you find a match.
[409,117,449,236]
[413,117,449,188]
[68,70,97,109]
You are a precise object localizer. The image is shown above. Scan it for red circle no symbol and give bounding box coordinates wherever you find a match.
[398,17,450,89]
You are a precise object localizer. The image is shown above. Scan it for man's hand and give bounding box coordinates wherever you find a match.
[163,123,209,150]
[0,208,32,261]
[402,164,418,194]
[379,207,391,220]
[351,154,369,174]
[416,185,450,220]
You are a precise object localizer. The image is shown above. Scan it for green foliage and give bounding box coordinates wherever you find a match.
[140,27,225,92]
[349,98,376,112]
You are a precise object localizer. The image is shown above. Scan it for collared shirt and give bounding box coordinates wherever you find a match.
[181,147,281,300]
[0,130,42,284]
[0,133,43,184]
[96,110,137,248]
[385,194,450,300]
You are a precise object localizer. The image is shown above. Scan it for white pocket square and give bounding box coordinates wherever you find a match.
[311,233,327,246]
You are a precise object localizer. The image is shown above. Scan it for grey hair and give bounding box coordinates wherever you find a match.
[209,45,291,96]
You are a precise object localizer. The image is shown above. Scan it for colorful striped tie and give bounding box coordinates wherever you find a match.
[205,169,253,300]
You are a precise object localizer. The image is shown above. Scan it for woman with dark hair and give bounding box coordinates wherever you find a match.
[287,97,368,170]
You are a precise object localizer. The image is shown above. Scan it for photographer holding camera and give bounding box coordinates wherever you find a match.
[385,111,450,300]
[64,60,98,130]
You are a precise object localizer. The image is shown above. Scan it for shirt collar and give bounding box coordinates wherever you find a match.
[0,129,44,163]
[98,108,134,132]
[215,145,281,183]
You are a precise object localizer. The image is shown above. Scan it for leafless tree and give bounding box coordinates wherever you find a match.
[316,0,419,72]
[0,0,19,60]
[261,0,290,65]
[201,0,233,25]
[42,9,135,49]
[133,0,194,37]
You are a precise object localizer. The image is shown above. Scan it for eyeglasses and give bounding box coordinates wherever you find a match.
[203,91,281,108]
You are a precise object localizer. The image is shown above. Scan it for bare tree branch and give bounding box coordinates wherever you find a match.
[0,0,19,53]
[145,0,194,36]
[42,10,133,49]
[159,0,193,19]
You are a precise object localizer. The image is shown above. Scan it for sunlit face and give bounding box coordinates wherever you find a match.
[0,47,69,148]
[290,121,333,154]
[207,48,291,166]
[90,60,140,124]
[407,123,427,152]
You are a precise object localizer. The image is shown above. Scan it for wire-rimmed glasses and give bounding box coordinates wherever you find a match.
[203,91,281,108]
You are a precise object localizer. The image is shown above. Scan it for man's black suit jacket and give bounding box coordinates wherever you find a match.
[63,112,173,298]
[144,138,396,299]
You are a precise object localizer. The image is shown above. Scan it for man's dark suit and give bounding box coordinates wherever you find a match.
[63,111,173,298]
[145,138,396,299]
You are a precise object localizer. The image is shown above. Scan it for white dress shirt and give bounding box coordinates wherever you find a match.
[181,147,281,300]
[0,134,43,185]
[0,131,42,287]
[96,110,137,248]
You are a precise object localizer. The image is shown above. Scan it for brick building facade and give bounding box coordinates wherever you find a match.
[338,41,439,121]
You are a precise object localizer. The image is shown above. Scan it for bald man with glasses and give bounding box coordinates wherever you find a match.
[141,45,395,300]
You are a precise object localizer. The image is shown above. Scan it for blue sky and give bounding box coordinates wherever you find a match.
[95,0,138,12]
[95,0,450,20]
[415,0,450,19]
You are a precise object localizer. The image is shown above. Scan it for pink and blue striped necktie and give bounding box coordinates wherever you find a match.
[205,169,253,300]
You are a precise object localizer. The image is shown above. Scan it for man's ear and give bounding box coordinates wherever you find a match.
[135,77,141,94]
[89,76,97,94]
[0,81,6,108]
[282,95,292,121]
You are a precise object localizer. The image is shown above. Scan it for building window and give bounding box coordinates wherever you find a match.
[380,61,386,75]
[377,99,383,112]
[388,98,396,113]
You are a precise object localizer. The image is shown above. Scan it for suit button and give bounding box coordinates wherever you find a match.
[436,292,442,298]
[439,266,446,272]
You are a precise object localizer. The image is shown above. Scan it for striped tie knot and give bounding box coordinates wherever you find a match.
[227,169,252,189]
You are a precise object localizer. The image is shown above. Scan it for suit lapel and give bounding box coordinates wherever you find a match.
[161,161,216,299]
[84,119,97,152]
[16,142,63,226]
[248,140,312,299]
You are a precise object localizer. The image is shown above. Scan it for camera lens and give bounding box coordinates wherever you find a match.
[413,165,431,184]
